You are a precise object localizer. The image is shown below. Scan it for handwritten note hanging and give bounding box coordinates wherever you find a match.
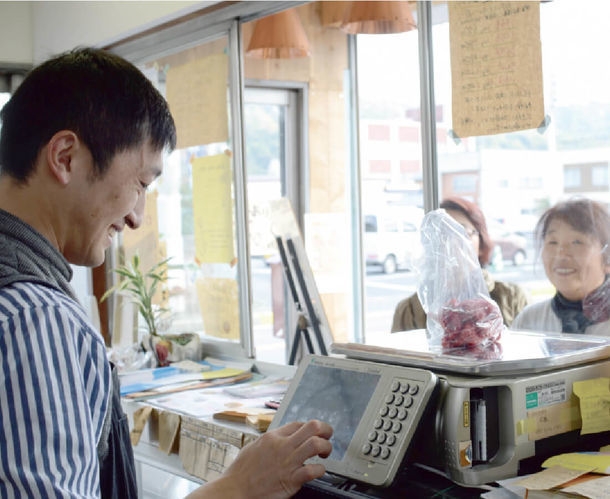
[196,277,240,340]
[192,154,235,265]
[449,1,544,137]
[166,53,229,149]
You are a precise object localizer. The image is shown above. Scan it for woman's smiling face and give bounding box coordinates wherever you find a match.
[542,218,608,301]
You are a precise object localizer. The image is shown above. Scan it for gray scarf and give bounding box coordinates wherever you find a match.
[0,208,74,298]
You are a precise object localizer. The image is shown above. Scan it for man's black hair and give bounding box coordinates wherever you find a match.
[0,47,177,182]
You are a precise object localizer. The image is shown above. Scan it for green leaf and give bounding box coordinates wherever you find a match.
[99,254,173,337]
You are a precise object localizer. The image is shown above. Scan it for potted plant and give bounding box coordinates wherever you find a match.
[101,254,199,367]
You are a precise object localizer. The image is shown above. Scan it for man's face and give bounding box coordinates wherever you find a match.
[64,141,163,267]
[542,219,607,301]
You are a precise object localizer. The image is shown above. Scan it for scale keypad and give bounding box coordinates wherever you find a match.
[360,377,422,462]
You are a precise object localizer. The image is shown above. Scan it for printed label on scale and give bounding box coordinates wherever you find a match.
[525,380,567,409]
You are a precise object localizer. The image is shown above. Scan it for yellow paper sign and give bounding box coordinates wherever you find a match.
[543,453,610,475]
[573,378,610,435]
[166,53,229,149]
[192,154,235,265]
[196,277,240,340]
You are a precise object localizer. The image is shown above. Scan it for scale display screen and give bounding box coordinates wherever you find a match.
[277,363,380,461]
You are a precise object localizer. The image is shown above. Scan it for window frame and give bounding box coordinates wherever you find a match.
[103,2,311,359]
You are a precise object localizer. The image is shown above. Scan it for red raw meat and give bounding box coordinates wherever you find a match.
[439,297,503,352]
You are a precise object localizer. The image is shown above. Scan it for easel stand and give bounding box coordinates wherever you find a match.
[289,315,316,366]
[276,236,328,365]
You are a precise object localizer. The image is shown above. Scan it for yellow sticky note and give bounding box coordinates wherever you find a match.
[200,367,245,380]
[543,453,610,475]
[573,378,610,435]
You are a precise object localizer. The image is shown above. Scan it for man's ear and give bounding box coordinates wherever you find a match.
[46,130,80,185]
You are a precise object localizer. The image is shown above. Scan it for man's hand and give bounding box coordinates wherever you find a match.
[186,419,333,499]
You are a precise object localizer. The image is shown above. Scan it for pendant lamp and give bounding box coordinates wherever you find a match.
[246,10,311,59]
[341,1,417,35]
[320,1,350,28]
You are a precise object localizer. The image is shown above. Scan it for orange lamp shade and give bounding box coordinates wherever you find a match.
[341,1,417,35]
[246,10,311,59]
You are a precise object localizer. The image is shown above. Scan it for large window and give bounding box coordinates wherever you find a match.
[105,0,610,363]
[107,3,351,365]
[433,0,610,303]
[357,0,610,341]
[107,32,255,360]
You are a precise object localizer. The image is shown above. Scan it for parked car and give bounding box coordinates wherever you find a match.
[491,229,528,266]
[364,213,421,274]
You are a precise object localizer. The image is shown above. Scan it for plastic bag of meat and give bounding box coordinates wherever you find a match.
[416,209,505,354]
[439,296,503,354]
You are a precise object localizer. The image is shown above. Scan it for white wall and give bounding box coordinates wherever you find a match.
[1,1,213,65]
[32,1,210,62]
[0,2,32,64]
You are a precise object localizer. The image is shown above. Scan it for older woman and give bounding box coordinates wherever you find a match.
[512,198,610,335]
[391,197,529,332]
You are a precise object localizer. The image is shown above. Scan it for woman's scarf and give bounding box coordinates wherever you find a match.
[583,275,610,324]
[552,276,610,333]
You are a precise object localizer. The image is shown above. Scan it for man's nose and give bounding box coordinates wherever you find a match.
[125,194,146,229]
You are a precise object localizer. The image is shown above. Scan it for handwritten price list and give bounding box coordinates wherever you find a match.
[449,2,545,138]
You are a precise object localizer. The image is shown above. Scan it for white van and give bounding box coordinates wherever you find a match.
[364,211,422,274]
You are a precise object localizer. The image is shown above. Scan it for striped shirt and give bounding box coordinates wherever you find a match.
[0,281,111,498]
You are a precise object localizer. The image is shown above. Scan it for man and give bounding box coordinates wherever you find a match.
[0,47,332,498]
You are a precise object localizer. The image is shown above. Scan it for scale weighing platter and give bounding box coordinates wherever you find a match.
[331,329,610,376]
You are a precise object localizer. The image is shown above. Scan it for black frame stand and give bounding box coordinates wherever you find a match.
[276,236,328,365]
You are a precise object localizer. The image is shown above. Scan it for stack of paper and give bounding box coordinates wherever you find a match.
[120,358,253,400]
[514,451,610,499]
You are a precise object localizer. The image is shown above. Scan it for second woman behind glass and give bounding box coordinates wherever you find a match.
[391,197,529,333]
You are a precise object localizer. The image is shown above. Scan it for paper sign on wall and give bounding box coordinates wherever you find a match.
[449,1,544,137]
[166,53,229,149]
[192,154,235,265]
[196,277,240,340]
